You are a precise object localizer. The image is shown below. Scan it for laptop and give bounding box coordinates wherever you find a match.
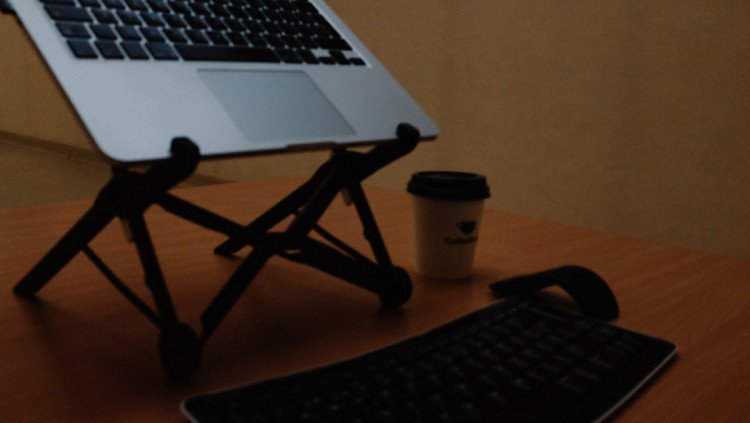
[7,0,438,164]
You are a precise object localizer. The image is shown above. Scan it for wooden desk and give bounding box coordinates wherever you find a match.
[1,178,748,422]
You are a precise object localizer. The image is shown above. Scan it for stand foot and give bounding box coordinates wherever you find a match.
[377,267,412,309]
[158,323,202,378]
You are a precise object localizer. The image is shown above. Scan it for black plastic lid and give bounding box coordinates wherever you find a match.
[407,171,490,201]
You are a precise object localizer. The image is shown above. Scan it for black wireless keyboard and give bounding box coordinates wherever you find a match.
[182,296,677,422]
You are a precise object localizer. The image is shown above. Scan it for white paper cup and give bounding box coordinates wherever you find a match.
[407,171,490,279]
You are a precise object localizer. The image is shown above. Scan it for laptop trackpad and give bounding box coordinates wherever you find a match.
[198,70,354,143]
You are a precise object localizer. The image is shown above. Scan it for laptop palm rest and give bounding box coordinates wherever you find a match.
[198,69,355,146]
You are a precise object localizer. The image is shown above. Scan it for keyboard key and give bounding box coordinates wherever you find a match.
[185,29,209,44]
[315,36,351,51]
[245,33,267,47]
[115,25,142,41]
[163,28,188,44]
[91,8,119,24]
[297,49,319,64]
[329,50,350,65]
[190,3,210,16]
[319,56,336,65]
[66,40,98,58]
[101,0,125,9]
[204,17,226,31]
[146,0,170,14]
[226,32,249,47]
[140,12,165,27]
[116,10,142,26]
[206,31,229,45]
[276,49,302,64]
[90,24,117,40]
[140,27,165,42]
[124,0,148,11]
[174,45,279,62]
[184,15,207,30]
[45,5,93,22]
[121,41,149,59]
[168,1,192,15]
[145,42,178,60]
[94,40,124,59]
[163,14,187,29]
[56,22,91,39]
[79,0,102,7]
[40,0,76,5]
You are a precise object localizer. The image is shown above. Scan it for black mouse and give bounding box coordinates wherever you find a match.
[490,265,619,321]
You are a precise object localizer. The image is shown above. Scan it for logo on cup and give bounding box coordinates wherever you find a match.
[445,220,478,245]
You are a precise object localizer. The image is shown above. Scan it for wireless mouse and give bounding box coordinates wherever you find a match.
[490,265,619,321]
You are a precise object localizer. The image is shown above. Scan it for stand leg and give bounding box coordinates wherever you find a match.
[13,187,117,297]
[346,183,392,267]
[201,246,275,339]
[126,214,178,324]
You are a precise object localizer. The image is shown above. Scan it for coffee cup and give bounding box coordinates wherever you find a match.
[407,171,490,279]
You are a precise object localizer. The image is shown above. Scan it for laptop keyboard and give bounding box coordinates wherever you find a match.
[39,0,366,64]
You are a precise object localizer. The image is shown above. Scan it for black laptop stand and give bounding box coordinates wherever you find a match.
[13,123,420,378]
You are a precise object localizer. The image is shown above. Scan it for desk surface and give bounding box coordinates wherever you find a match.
[1,178,748,422]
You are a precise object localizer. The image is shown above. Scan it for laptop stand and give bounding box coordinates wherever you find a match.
[13,123,420,378]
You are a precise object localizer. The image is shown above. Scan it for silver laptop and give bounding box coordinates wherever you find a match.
[8,0,438,164]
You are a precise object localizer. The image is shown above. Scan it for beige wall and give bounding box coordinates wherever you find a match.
[2,1,750,259]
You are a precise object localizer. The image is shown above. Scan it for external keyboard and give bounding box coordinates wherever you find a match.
[39,0,366,64]
[182,296,677,422]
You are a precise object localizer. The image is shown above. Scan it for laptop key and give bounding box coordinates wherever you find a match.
[45,5,93,22]
[121,41,150,59]
[329,50,350,65]
[227,32,249,47]
[206,31,230,45]
[115,25,142,41]
[298,49,319,64]
[315,37,351,51]
[185,15,207,30]
[41,0,76,5]
[276,49,302,64]
[185,29,209,44]
[140,12,165,27]
[91,9,118,24]
[146,0,170,14]
[163,14,187,29]
[66,40,98,58]
[124,0,148,11]
[141,27,165,42]
[145,42,178,60]
[56,22,91,39]
[116,10,142,26]
[90,24,117,40]
[102,0,125,9]
[163,28,188,44]
[175,44,280,62]
[95,40,125,59]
